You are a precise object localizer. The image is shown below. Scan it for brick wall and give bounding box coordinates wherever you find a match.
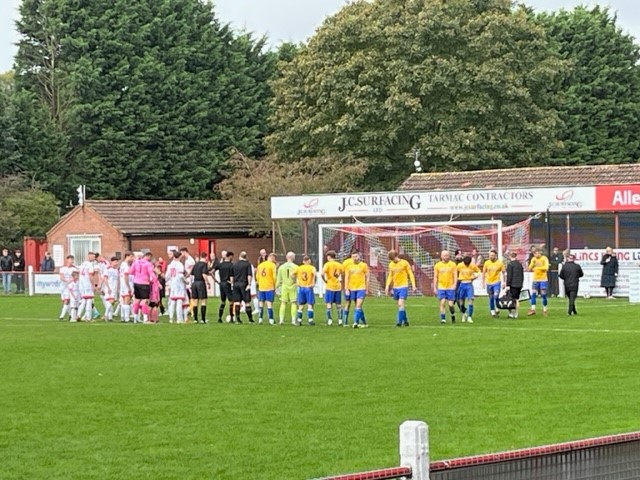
[46,206,127,260]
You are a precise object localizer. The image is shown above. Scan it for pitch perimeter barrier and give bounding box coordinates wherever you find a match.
[312,421,640,480]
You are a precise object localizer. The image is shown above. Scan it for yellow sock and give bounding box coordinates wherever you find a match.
[279,303,286,322]
[290,304,297,321]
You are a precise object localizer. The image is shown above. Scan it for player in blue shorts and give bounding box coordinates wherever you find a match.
[482,249,505,318]
[457,256,481,323]
[528,249,550,316]
[433,251,458,324]
[322,250,343,326]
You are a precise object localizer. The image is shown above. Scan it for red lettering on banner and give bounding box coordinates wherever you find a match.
[596,185,640,211]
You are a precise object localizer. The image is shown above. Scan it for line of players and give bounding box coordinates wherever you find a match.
[433,248,550,324]
[56,245,550,325]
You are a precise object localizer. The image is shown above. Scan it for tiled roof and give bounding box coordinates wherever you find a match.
[86,200,253,235]
[399,163,640,191]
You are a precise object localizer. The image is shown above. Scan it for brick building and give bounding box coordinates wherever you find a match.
[46,200,269,264]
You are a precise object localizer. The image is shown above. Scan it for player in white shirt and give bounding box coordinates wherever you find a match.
[68,271,81,322]
[118,252,134,323]
[181,248,196,320]
[167,251,187,323]
[77,252,99,321]
[58,255,78,320]
[101,257,120,321]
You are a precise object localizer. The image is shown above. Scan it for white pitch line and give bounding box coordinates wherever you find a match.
[1,319,640,334]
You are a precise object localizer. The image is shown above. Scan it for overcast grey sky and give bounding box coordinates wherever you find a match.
[1,0,639,73]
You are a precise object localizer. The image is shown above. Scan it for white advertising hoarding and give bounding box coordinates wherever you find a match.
[271,186,596,219]
[33,273,62,295]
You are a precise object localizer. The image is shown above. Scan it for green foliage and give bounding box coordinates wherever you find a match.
[0,176,59,248]
[1,295,640,479]
[11,0,279,202]
[0,73,20,172]
[539,6,640,165]
[268,0,565,189]
[217,151,366,234]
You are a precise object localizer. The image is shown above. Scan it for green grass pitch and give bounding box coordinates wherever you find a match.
[1,294,640,479]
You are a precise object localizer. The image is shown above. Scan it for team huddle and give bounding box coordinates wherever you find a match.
[56,246,551,326]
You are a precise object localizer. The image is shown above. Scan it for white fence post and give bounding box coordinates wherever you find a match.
[28,265,35,297]
[399,420,429,480]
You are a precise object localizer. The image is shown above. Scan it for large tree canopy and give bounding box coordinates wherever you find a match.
[268,0,565,189]
[539,6,640,165]
[7,0,277,202]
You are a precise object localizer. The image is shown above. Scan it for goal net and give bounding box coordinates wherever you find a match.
[318,220,531,297]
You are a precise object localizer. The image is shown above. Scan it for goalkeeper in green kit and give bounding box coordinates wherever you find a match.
[276,251,298,325]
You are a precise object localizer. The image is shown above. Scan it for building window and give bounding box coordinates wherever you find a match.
[68,235,101,262]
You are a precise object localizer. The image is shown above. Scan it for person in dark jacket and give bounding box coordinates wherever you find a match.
[40,252,55,272]
[600,246,619,299]
[1,248,13,294]
[549,247,564,297]
[13,249,26,294]
[559,254,583,315]
[506,252,524,318]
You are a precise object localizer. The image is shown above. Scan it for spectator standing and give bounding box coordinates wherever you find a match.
[13,249,26,294]
[559,254,583,316]
[40,252,55,272]
[1,248,12,294]
[549,247,564,297]
[600,246,619,299]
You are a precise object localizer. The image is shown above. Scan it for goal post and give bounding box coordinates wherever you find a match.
[318,220,531,297]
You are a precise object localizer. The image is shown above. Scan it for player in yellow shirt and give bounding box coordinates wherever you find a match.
[527,248,550,316]
[385,250,416,327]
[340,251,355,326]
[344,250,370,328]
[292,255,317,326]
[256,253,277,325]
[456,256,481,323]
[322,250,343,326]
[433,250,458,324]
[482,249,505,318]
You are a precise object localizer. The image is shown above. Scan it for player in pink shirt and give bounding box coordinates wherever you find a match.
[129,251,157,323]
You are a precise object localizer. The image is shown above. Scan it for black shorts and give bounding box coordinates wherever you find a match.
[509,287,522,301]
[233,282,251,303]
[134,284,151,300]
[220,283,233,303]
[191,281,208,300]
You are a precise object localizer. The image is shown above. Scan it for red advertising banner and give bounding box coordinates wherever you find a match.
[596,184,640,211]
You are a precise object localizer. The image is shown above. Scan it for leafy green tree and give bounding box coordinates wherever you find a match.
[268,0,564,189]
[539,6,640,165]
[217,151,365,234]
[0,73,20,171]
[0,176,59,248]
[12,0,278,201]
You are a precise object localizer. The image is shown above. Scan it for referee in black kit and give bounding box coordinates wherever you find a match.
[232,251,253,324]
[216,251,235,323]
[191,252,213,323]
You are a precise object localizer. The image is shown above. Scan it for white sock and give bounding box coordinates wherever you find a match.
[176,300,184,323]
[114,303,121,316]
[77,299,86,319]
[59,304,69,319]
[70,307,78,322]
[84,299,93,320]
[168,300,176,322]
